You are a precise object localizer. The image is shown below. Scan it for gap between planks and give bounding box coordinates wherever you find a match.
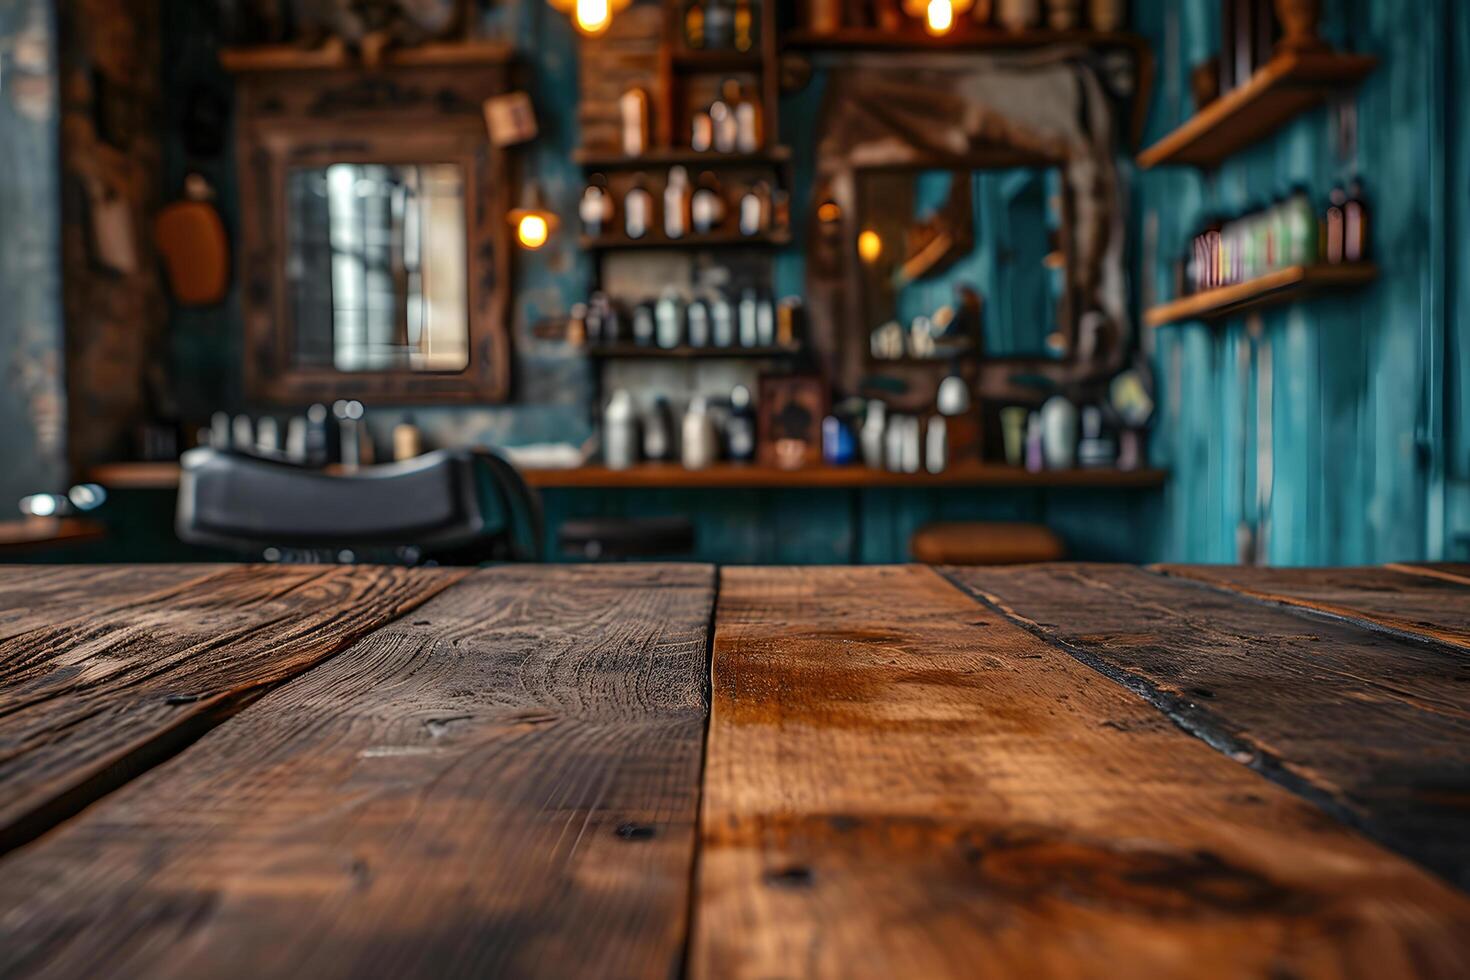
[1151,563,1470,653]
[941,562,1470,893]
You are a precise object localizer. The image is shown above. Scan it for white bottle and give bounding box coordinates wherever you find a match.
[1041,395,1079,470]
[900,415,921,474]
[861,400,887,469]
[682,397,719,470]
[656,288,684,349]
[624,178,653,240]
[664,166,690,240]
[738,289,759,347]
[925,417,947,474]
[603,390,639,470]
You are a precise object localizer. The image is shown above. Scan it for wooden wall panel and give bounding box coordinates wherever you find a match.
[60,0,167,472]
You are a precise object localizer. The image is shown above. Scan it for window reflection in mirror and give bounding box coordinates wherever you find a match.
[286,163,469,373]
[858,167,1068,361]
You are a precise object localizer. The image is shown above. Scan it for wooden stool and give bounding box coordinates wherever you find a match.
[910,522,1065,566]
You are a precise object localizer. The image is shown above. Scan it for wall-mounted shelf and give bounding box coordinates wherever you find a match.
[585,344,802,360]
[581,229,791,250]
[782,27,1146,54]
[1145,263,1378,327]
[572,146,791,170]
[524,462,1169,490]
[219,39,514,73]
[671,49,764,72]
[0,518,105,553]
[87,461,1168,492]
[1137,49,1377,169]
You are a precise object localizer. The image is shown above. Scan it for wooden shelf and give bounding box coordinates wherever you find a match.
[580,229,791,250]
[0,518,105,552]
[1137,49,1377,168]
[219,39,515,73]
[87,460,1166,492]
[585,344,802,360]
[86,461,183,490]
[573,146,791,170]
[524,462,1168,490]
[782,27,1147,53]
[1145,263,1378,327]
[672,49,764,72]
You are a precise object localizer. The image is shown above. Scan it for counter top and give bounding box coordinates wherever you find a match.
[88,459,1169,491]
[2,561,1468,977]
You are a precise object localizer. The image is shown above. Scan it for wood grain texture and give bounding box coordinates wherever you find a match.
[1386,562,1470,587]
[0,564,715,980]
[1154,563,1470,651]
[0,564,221,644]
[0,563,462,853]
[945,563,1470,890]
[696,565,1470,979]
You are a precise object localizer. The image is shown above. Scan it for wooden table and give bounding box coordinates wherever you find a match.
[1,562,1469,978]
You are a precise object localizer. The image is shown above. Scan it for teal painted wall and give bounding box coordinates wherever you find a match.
[23,0,1469,564]
[1134,0,1465,564]
[0,0,65,510]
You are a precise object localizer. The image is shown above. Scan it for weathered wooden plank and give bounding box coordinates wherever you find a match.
[1386,562,1470,587]
[0,563,463,853]
[0,564,715,979]
[1155,563,1470,651]
[0,564,223,644]
[696,565,1470,979]
[945,562,1470,891]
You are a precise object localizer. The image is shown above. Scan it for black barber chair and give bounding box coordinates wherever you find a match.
[176,447,541,564]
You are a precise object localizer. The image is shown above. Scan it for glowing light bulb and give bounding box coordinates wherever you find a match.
[925,0,955,35]
[575,0,612,35]
[517,214,551,250]
[858,229,883,264]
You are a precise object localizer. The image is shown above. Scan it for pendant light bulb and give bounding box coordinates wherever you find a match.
[548,0,630,36]
[925,0,955,35]
[575,0,611,35]
[516,213,551,250]
[510,181,558,251]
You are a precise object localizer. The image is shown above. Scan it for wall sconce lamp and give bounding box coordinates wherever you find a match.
[901,0,974,36]
[510,182,558,250]
[547,0,633,37]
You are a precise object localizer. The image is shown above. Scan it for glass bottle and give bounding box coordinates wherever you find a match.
[685,0,707,48]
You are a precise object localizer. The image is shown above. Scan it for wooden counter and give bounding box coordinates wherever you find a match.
[88,459,1169,491]
[1,562,1468,977]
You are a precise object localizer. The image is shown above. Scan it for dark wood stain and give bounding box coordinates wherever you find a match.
[0,564,715,980]
[1154,563,1470,651]
[944,563,1470,892]
[0,563,463,855]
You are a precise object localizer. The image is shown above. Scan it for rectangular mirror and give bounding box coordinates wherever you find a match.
[286,163,469,374]
[858,166,1072,361]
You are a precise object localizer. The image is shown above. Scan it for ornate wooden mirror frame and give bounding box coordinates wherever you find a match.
[801,52,1136,406]
[847,151,1080,369]
[232,60,512,404]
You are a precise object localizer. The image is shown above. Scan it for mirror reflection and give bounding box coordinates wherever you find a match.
[858,167,1069,360]
[287,163,469,373]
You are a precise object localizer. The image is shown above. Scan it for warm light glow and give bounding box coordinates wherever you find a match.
[818,201,843,223]
[858,229,883,263]
[925,0,955,34]
[517,214,551,250]
[575,0,611,34]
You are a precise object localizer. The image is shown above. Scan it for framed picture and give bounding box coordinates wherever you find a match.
[757,375,827,470]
